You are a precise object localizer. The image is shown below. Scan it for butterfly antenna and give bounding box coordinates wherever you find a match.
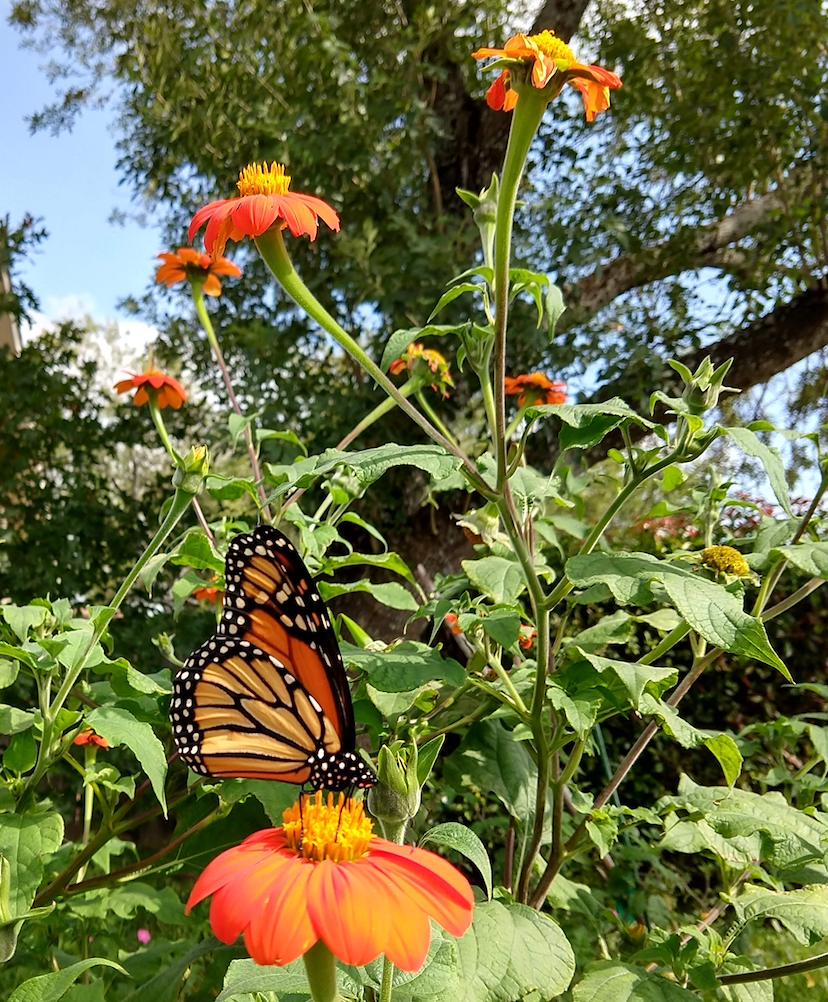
[298,786,309,850]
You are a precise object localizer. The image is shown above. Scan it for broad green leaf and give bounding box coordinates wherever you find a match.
[0,659,18,689]
[659,816,762,869]
[546,281,566,336]
[478,608,521,649]
[228,411,252,447]
[660,464,685,492]
[322,550,415,584]
[318,579,418,611]
[527,399,654,452]
[565,611,633,653]
[340,641,465,691]
[1,606,47,641]
[725,426,793,516]
[205,474,260,502]
[366,684,426,716]
[548,686,601,737]
[0,813,64,917]
[85,707,167,814]
[122,938,237,1002]
[0,643,38,671]
[169,531,224,574]
[9,959,127,1002]
[233,780,298,826]
[380,324,466,371]
[429,282,485,319]
[729,884,828,945]
[668,776,828,874]
[769,541,828,578]
[567,552,788,676]
[705,733,743,786]
[454,900,574,1002]
[572,961,697,1001]
[3,729,37,773]
[416,735,445,787]
[717,956,773,1002]
[462,556,525,605]
[575,650,677,709]
[256,427,308,455]
[0,705,36,735]
[420,822,492,898]
[445,721,551,840]
[68,883,185,924]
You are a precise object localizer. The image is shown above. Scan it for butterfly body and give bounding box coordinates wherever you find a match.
[171,525,374,791]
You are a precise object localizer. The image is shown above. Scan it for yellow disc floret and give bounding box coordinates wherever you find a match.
[701,545,750,577]
[237,161,292,198]
[529,30,575,64]
[283,792,373,862]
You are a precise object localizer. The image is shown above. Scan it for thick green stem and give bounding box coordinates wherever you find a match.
[302,940,342,1002]
[491,89,547,488]
[191,283,271,518]
[254,229,492,499]
[26,490,192,794]
[379,956,395,1002]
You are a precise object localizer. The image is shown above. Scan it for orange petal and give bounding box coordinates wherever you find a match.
[209,258,242,278]
[114,378,136,394]
[188,199,231,245]
[245,858,317,965]
[201,203,236,255]
[201,274,222,296]
[570,78,610,122]
[207,849,295,943]
[133,386,149,406]
[232,193,280,237]
[354,860,433,970]
[279,196,318,240]
[307,861,380,966]
[486,73,508,111]
[531,51,558,89]
[471,45,507,60]
[297,193,341,233]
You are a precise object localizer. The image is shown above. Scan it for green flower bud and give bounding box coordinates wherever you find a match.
[172,445,210,495]
[368,744,422,831]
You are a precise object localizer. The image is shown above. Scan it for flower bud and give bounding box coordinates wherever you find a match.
[670,357,737,416]
[701,545,750,578]
[172,445,210,495]
[368,744,422,829]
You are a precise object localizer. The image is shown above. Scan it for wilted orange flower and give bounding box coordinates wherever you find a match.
[389,343,454,398]
[504,372,567,406]
[74,729,109,749]
[187,793,474,970]
[473,31,621,120]
[114,368,188,410]
[155,247,241,297]
[444,612,464,635]
[192,585,223,603]
[189,162,340,259]
[518,626,537,650]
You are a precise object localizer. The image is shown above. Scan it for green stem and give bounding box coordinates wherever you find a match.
[415,389,458,447]
[544,455,678,611]
[491,89,547,488]
[302,940,342,1002]
[25,489,192,795]
[486,652,529,719]
[718,951,828,986]
[191,283,271,518]
[638,621,692,664]
[254,229,492,499]
[148,399,180,463]
[379,956,395,1002]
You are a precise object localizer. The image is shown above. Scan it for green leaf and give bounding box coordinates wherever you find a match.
[0,813,64,917]
[85,707,168,814]
[564,611,633,654]
[717,956,773,1002]
[380,323,469,371]
[0,643,38,671]
[215,958,311,1000]
[574,650,677,710]
[729,884,828,945]
[429,282,485,319]
[704,733,743,786]
[725,426,793,516]
[454,900,574,1002]
[68,882,185,924]
[462,556,525,605]
[121,940,239,1002]
[228,411,252,447]
[0,659,19,689]
[420,822,492,899]
[769,541,828,578]
[546,282,566,337]
[548,686,601,738]
[322,550,415,584]
[658,817,762,869]
[3,729,37,773]
[9,959,127,1002]
[416,734,445,787]
[1,606,47,641]
[366,684,426,716]
[567,552,788,677]
[0,705,36,735]
[318,579,417,611]
[527,399,654,451]
[478,608,521,649]
[205,474,260,502]
[232,780,298,825]
[169,531,224,574]
[572,961,697,1001]
[340,641,465,691]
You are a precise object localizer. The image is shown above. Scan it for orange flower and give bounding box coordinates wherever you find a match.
[114,368,188,410]
[187,793,474,970]
[504,372,567,406]
[389,342,454,397]
[74,729,109,749]
[444,612,464,636]
[192,585,223,603]
[518,626,537,650]
[188,162,340,259]
[155,247,241,297]
[473,30,621,120]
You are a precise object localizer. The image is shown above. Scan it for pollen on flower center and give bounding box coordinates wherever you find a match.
[237,161,292,198]
[530,29,575,64]
[283,792,373,862]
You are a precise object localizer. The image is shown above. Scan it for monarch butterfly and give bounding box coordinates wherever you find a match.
[170,525,375,791]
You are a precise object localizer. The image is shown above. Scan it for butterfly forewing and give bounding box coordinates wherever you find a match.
[171,525,375,791]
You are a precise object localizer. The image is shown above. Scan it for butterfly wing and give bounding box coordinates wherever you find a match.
[171,637,341,783]
[218,525,355,747]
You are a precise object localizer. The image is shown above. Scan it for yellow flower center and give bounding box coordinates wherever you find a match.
[237,161,292,198]
[701,545,750,577]
[282,792,374,863]
[529,30,575,64]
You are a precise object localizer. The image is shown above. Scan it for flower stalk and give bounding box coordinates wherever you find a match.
[303,941,342,1002]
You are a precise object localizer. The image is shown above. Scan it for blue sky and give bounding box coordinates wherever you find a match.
[1,4,163,323]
